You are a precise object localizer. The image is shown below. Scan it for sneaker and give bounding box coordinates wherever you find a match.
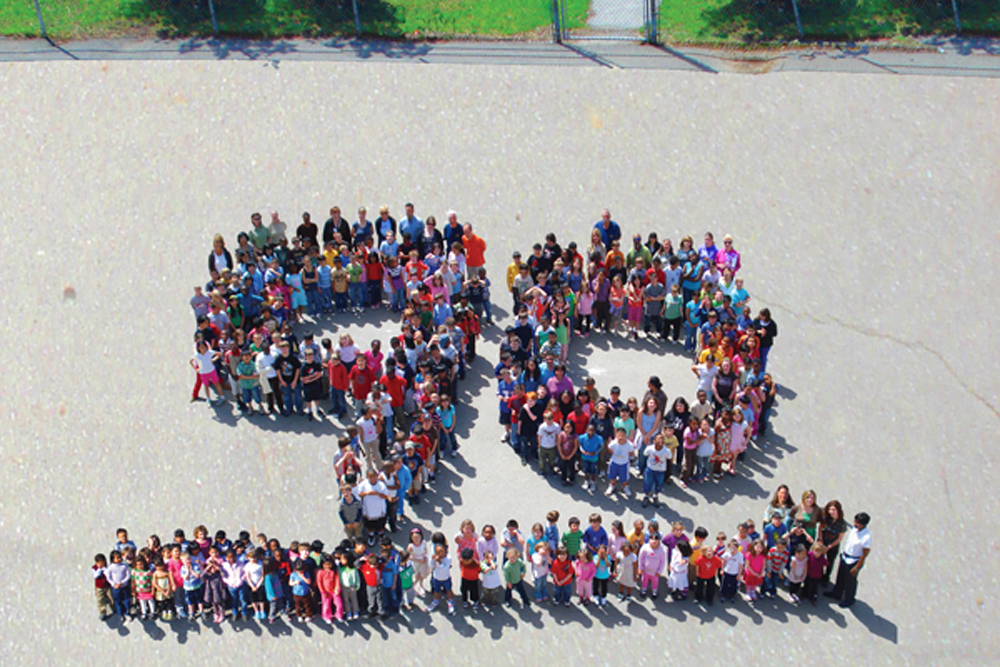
[450,451,458,458]
[462,601,470,608]
[605,484,616,496]
[471,602,479,611]
[641,496,650,508]
[623,486,632,498]
[790,594,799,603]
[651,591,658,600]
[427,600,439,611]
[564,601,571,607]
[447,603,455,615]
[678,480,687,489]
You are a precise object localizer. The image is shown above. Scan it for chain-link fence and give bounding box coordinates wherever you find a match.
[18,0,1000,42]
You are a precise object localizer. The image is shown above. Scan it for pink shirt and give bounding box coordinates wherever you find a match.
[574,559,597,582]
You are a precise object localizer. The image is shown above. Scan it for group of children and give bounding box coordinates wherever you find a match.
[95,500,839,628]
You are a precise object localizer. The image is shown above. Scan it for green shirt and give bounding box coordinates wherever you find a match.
[663,293,683,320]
[561,530,583,559]
[249,225,271,251]
[347,263,364,284]
[502,559,526,584]
[626,247,652,270]
[237,360,259,389]
[400,563,414,589]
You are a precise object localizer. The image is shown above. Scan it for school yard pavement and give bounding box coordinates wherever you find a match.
[0,61,997,664]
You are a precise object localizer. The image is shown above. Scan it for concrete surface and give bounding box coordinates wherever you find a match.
[0,61,998,664]
[2,36,1000,77]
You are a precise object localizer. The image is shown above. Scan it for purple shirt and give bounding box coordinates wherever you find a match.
[592,278,611,302]
[546,375,574,398]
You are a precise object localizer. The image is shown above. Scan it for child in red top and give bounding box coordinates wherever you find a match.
[93,554,113,620]
[327,351,350,418]
[365,248,384,308]
[694,545,723,605]
[804,542,829,605]
[459,548,481,609]
[360,553,383,616]
[550,546,575,607]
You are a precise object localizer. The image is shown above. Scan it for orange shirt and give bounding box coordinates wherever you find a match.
[463,234,487,266]
[460,559,481,581]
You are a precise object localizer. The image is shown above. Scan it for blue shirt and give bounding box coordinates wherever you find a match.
[582,526,608,555]
[317,265,332,289]
[578,433,603,462]
[433,303,453,327]
[496,379,515,412]
[594,220,621,248]
[290,571,310,597]
[544,524,560,553]
[399,216,424,242]
[764,522,787,550]
[685,300,702,326]
[379,240,399,258]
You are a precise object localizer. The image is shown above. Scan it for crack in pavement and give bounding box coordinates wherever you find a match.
[771,302,1000,422]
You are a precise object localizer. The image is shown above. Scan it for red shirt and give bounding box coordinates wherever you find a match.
[567,409,589,435]
[360,562,380,587]
[507,395,525,424]
[328,361,350,391]
[550,557,574,586]
[410,434,432,462]
[462,233,487,266]
[349,365,376,400]
[460,559,481,581]
[93,564,109,589]
[404,260,428,282]
[380,373,407,408]
[696,555,723,579]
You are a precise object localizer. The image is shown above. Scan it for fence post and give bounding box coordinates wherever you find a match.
[208,0,218,34]
[34,0,47,38]
[646,0,658,45]
[951,0,962,32]
[352,0,362,34]
[790,0,803,37]
[552,0,562,43]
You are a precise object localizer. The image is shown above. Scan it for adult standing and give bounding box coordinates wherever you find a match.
[417,215,443,258]
[323,206,352,247]
[208,234,234,274]
[462,223,487,279]
[398,202,424,245]
[296,212,319,249]
[352,208,375,248]
[788,489,821,541]
[642,377,668,418]
[663,397,690,474]
[358,469,390,547]
[375,205,397,246]
[594,209,621,249]
[443,211,463,252]
[824,513,872,608]
[752,308,778,374]
[716,234,742,273]
[273,341,303,417]
[819,500,849,586]
[763,484,795,526]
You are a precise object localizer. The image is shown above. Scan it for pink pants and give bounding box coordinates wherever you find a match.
[640,573,659,594]
[576,578,593,600]
[321,591,343,621]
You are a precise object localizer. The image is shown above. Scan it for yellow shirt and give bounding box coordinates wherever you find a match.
[626,530,644,554]
[324,248,339,269]
[698,348,725,365]
[506,261,522,291]
[690,539,704,564]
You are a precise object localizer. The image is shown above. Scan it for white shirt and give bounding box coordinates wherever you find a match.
[257,351,277,379]
[538,422,561,450]
[609,440,635,465]
[840,527,872,564]
[195,349,216,374]
[722,550,744,575]
[643,445,669,472]
[432,555,452,581]
[359,418,379,443]
[531,552,549,579]
[482,562,502,589]
[696,428,715,457]
[367,392,393,419]
[357,479,388,518]
[696,365,719,393]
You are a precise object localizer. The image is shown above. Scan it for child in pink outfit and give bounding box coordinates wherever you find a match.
[638,535,668,598]
[574,551,597,604]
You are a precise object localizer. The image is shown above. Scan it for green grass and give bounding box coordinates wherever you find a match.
[659,0,975,45]
[1,0,587,39]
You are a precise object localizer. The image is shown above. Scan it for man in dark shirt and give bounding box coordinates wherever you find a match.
[752,307,778,374]
[272,341,303,416]
[296,212,319,248]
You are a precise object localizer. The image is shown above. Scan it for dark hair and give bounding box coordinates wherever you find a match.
[677,542,693,558]
[823,500,845,526]
[854,512,870,527]
[460,547,475,560]
[694,527,709,539]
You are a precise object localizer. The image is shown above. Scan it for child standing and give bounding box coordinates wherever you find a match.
[407,528,430,595]
[637,534,667,600]
[787,544,809,603]
[668,543,691,600]
[361,553,382,617]
[480,550,502,607]
[459,547,481,610]
[615,542,638,601]
[290,559,314,622]
[202,545,226,623]
[428,544,456,615]
[694,545,722,605]
[245,548,266,621]
[399,553,417,610]
[574,550,596,605]
[593,545,614,607]
[550,547,574,607]
[544,510,561,554]
[221,550,248,621]
[720,539,744,603]
[605,427,636,498]
[531,543,552,603]
[180,552,205,620]
[264,558,284,623]
[763,536,789,600]
[742,539,767,601]
[338,552,361,621]
[503,548,532,607]
[316,556,341,621]
[93,554,114,621]
[131,555,155,621]
[804,542,829,605]
[561,517,584,562]
[152,559,174,620]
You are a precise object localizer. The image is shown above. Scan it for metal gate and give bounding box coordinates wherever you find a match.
[554,0,658,42]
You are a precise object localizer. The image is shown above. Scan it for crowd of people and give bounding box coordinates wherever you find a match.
[141,205,864,635]
[93,487,872,628]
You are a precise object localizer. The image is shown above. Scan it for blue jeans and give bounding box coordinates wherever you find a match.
[644,314,662,334]
[349,283,365,310]
[320,286,333,312]
[330,387,348,416]
[721,572,739,599]
[533,576,548,601]
[484,298,493,322]
[696,455,710,479]
[643,468,665,496]
[759,346,772,374]
[184,586,203,608]
[334,291,348,311]
[368,281,381,307]
[759,406,772,435]
[281,382,303,415]
[229,584,249,618]
[762,572,783,596]
[306,288,322,316]
[111,586,130,617]
[391,287,406,311]
[440,429,458,455]
[554,583,572,605]
[241,385,262,406]
[684,322,698,352]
